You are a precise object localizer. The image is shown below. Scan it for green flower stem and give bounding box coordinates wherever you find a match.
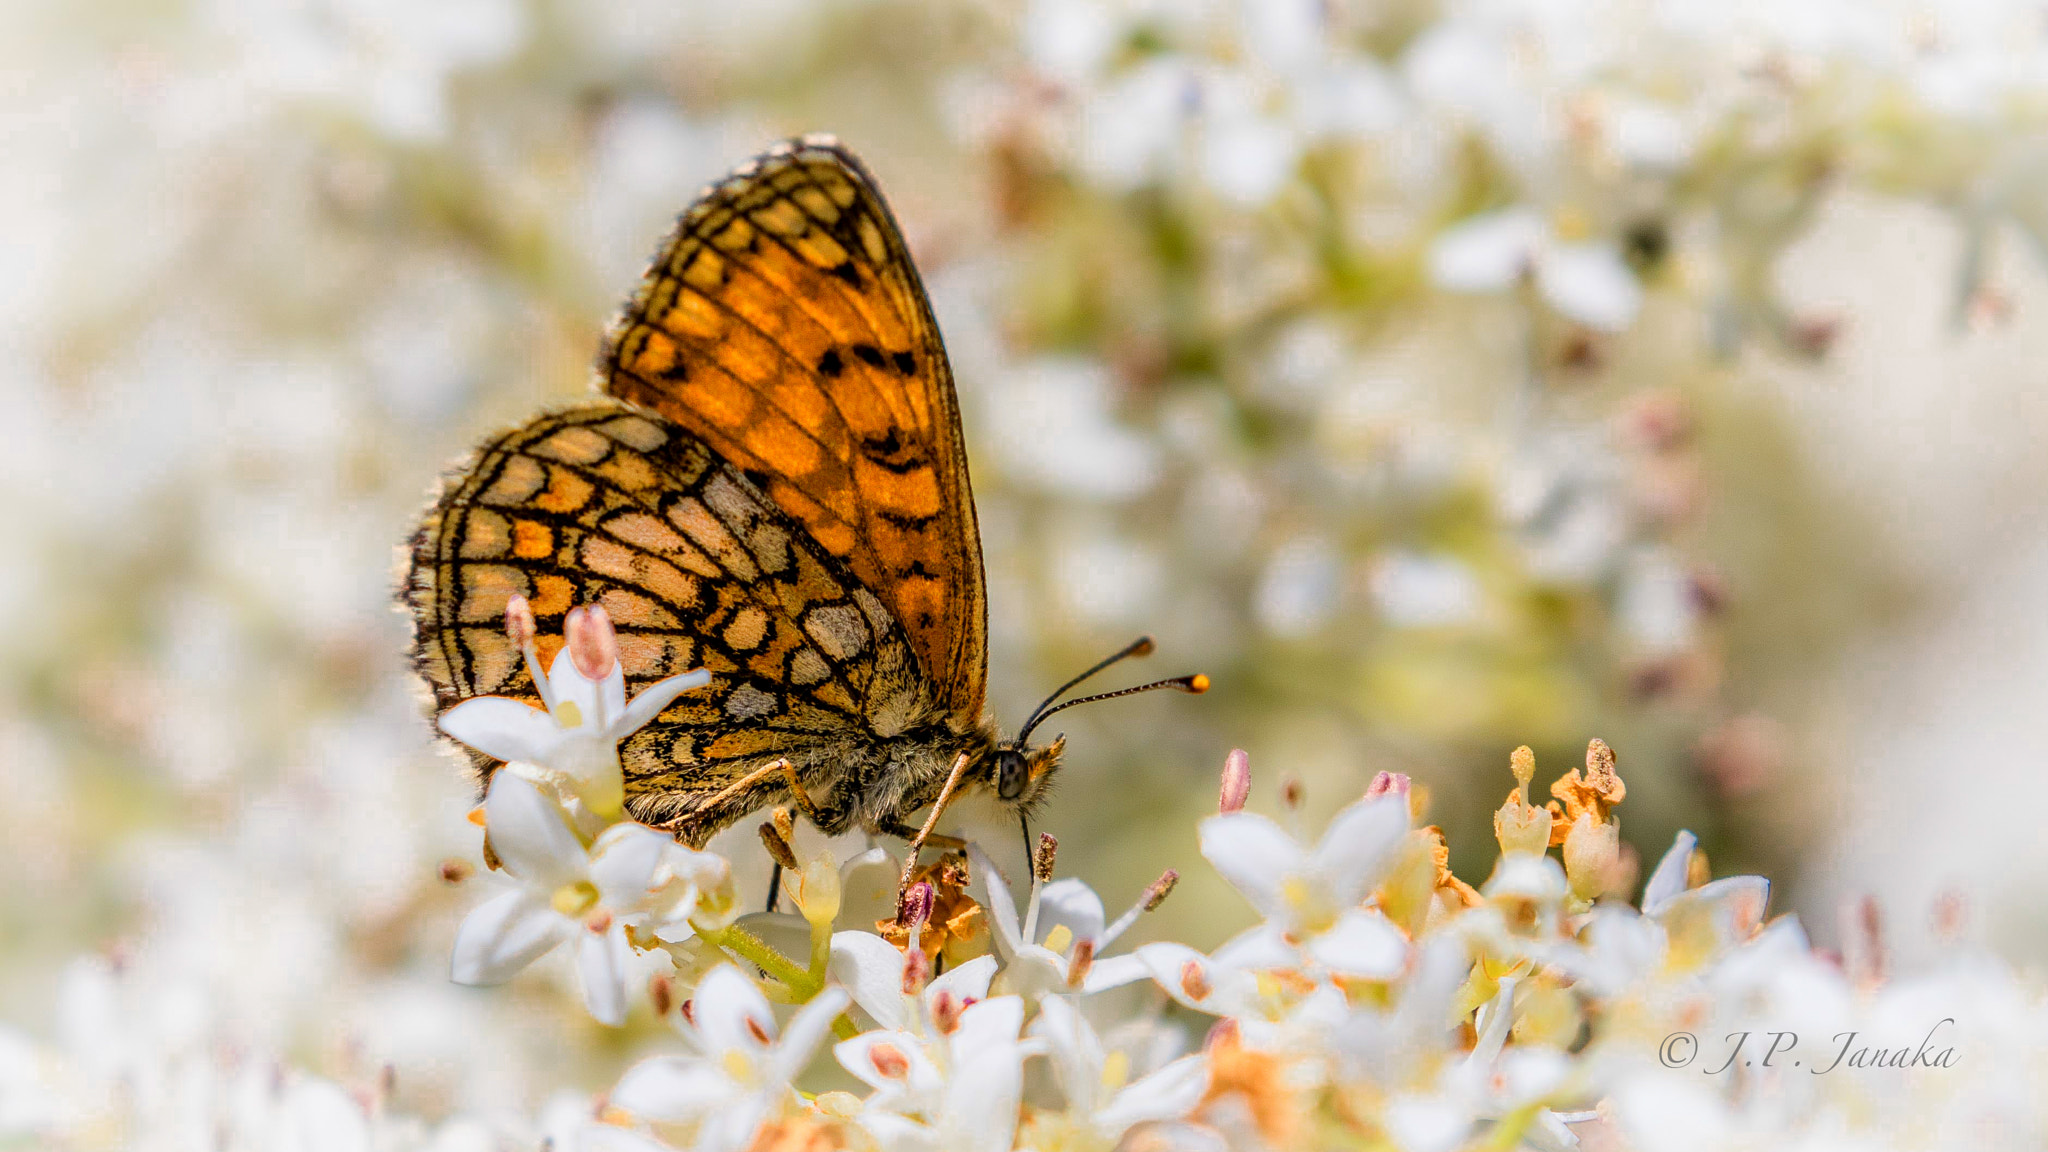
[698,922,819,999]
[807,916,833,987]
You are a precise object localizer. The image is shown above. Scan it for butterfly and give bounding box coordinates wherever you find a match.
[405,136,1203,857]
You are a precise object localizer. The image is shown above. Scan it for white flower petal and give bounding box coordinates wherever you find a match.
[1306,909,1408,979]
[1094,1054,1210,1137]
[830,931,910,1030]
[483,770,587,886]
[696,1096,774,1152]
[968,844,1025,954]
[1212,922,1299,970]
[587,823,672,909]
[940,1045,1026,1152]
[950,995,1025,1061]
[1641,830,1698,914]
[1036,878,1107,945]
[449,890,569,985]
[768,986,850,1085]
[1538,242,1643,331]
[576,927,631,1027]
[1311,795,1410,905]
[856,1113,941,1152]
[438,696,564,766]
[1198,812,1307,919]
[546,648,608,730]
[1030,995,1106,1115]
[690,964,777,1058]
[570,1123,675,1152]
[834,1029,942,1097]
[611,1056,733,1121]
[1430,208,1545,292]
[615,668,711,736]
[1136,942,1257,1017]
[926,953,998,1009]
[1079,953,1151,993]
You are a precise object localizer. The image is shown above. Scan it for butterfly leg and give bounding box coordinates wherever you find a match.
[876,820,968,852]
[778,758,837,832]
[896,753,972,903]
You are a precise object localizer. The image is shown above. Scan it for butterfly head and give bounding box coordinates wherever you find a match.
[986,636,1208,811]
[989,733,1066,806]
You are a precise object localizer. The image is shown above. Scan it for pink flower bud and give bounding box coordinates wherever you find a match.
[1365,771,1411,802]
[504,594,537,647]
[1219,749,1251,813]
[564,604,619,680]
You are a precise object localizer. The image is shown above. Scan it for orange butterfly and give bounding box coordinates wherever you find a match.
[406,137,1203,857]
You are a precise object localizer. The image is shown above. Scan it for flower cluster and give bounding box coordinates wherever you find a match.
[7,606,2048,1148]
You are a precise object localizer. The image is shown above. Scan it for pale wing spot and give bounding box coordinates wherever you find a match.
[598,415,668,453]
[597,587,681,629]
[747,521,793,576]
[607,511,689,554]
[856,215,888,265]
[788,649,830,686]
[803,603,871,662]
[595,449,659,493]
[852,588,896,638]
[723,606,770,652]
[683,249,726,292]
[792,229,850,269]
[668,496,759,582]
[791,184,840,224]
[459,628,521,695]
[479,455,547,504]
[709,215,757,254]
[817,171,857,209]
[533,425,611,465]
[532,467,597,514]
[580,536,702,610]
[666,292,729,341]
[725,683,779,719]
[457,566,528,623]
[752,198,808,238]
[458,508,511,558]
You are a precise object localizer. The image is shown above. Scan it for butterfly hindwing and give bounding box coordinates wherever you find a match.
[599,135,988,727]
[407,404,938,833]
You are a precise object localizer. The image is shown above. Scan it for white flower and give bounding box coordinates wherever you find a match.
[834,994,1031,1152]
[1429,207,1644,332]
[1027,994,1209,1148]
[829,934,1000,1034]
[1197,794,1411,977]
[610,966,850,1152]
[968,845,1160,998]
[450,770,716,1025]
[1133,937,1350,1051]
[438,602,709,821]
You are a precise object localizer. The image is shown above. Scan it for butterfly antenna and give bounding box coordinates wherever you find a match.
[1018,636,1157,739]
[1016,673,1209,746]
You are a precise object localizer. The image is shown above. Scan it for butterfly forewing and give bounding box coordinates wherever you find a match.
[598,136,988,725]
[408,405,939,834]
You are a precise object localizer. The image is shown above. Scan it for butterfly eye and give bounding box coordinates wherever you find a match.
[996,750,1029,801]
